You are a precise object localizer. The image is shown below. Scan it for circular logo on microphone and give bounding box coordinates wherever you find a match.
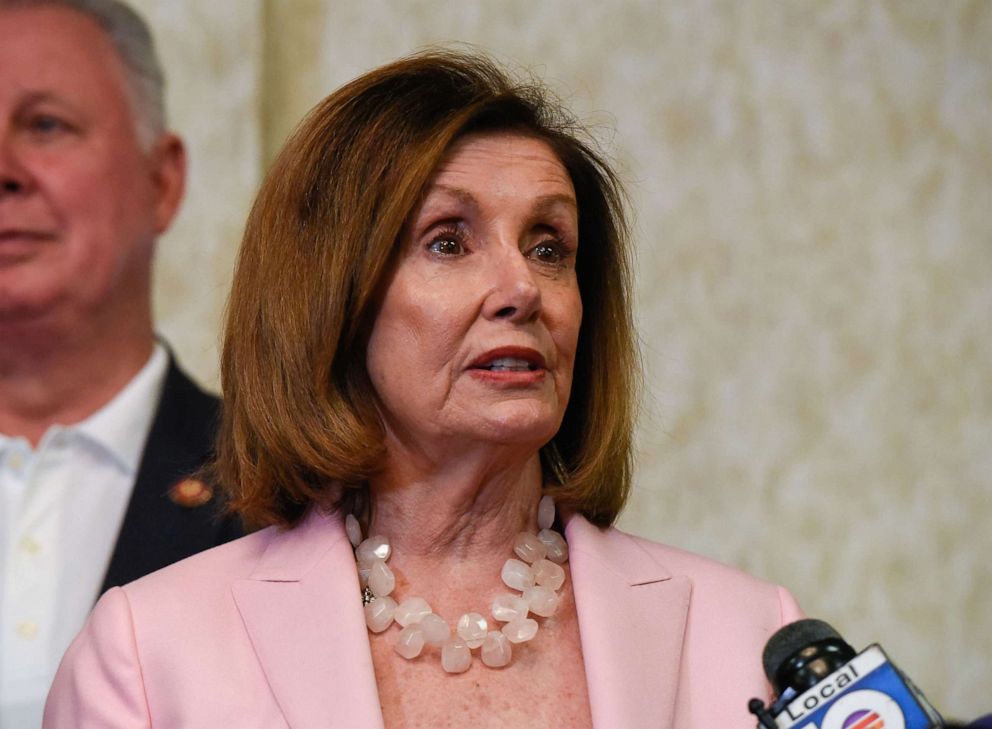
[821,690,906,729]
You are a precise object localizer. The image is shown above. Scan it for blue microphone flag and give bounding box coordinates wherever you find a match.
[774,645,941,729]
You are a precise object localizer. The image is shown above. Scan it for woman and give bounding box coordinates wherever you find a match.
[44,50,801,728]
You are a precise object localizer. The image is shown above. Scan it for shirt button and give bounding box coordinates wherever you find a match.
[17,621,39,640]
[7,450,25,470]
[19,536,42,555]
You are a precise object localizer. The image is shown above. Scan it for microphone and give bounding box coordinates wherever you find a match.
[749,618,947,728]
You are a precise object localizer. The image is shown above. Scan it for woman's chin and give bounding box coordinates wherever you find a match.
[463,409,563,449]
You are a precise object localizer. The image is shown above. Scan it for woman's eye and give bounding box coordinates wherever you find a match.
[530,241,566,265]
[427,237,463,256]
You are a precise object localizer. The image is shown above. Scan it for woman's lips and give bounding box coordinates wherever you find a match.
[467,347,548,384]
[484,356,537,372]
[467,347,547,370]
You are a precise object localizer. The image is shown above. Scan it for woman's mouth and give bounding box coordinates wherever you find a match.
[468,348,548,384]
[482,357,538,372]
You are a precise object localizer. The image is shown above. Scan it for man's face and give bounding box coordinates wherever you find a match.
[0,5,183,330]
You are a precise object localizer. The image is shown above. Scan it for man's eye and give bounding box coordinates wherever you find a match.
[428,238,463,255]
[28,115,69,135]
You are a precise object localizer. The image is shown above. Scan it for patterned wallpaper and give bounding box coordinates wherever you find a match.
[135,0,991,717]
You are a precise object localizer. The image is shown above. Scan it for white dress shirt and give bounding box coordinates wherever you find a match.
[0,344,168,729]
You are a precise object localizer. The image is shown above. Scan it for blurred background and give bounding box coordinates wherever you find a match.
[129,0,990,718]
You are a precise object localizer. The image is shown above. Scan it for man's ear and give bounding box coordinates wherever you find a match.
[149,132,186,234]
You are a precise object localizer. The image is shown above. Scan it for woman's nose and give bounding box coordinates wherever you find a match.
[482,246,542,323]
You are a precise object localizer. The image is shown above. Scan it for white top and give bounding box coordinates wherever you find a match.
[0,343,168,729]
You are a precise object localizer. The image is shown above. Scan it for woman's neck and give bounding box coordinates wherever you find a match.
[363,448,550,626]
[367,447,544,559]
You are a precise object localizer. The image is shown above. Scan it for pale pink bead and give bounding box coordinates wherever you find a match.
[456,612,488,649]
[364,596,396,633]
[356,535,390,568]
[537,528,568,564]
[345,513,363,547]
[513,532,547,564]
[481,631,512,668]
[523,585,560,617]
[501,558,535,591]
[441,638,472,673]
[533,558,566,591]
[538,495,555,530]
[419,613,450,647]
[394,625,425,659]
[368,560,395,598]
[502,617,539,644]
[491,594,530,622]
[394,597,432,627]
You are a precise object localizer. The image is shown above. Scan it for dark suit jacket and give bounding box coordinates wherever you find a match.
[99,357,243,594]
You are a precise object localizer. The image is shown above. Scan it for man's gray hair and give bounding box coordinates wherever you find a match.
[1,0,166,146]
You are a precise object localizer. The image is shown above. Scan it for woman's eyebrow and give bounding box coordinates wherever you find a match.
[426,187,576,215]
[427,184,481,214]
[531,193,578,214]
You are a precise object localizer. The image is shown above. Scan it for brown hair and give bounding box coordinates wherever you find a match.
[215,49,638,529]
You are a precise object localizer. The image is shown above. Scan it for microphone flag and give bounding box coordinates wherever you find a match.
[773,645,941,729]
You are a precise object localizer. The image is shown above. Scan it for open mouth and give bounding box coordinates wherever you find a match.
[480,357,539,372]
[469,348,547,374]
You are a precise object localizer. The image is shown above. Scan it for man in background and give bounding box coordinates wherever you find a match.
[0,0,241,723]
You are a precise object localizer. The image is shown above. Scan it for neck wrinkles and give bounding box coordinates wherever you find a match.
[367,449,544,560]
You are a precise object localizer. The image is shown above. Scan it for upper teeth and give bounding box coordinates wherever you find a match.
[486,357,534,371]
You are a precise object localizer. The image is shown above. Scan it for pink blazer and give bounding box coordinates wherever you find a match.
[44,509,802,728]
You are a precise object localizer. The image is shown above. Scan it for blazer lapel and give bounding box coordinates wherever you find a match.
[566,514,691,729]
[232,509,384,729]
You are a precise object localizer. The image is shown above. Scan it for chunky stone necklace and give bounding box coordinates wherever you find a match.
[348,495,569,673]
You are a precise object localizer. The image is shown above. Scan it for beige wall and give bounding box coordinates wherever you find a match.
[138,0,991,718]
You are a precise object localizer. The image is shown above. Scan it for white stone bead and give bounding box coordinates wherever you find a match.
[533,558,566,591]
[394,597,432,627]
[441,638,472,673]
[456,612,488,649]
[491,594,530,622]
[502,617,539,644]
[501,558,535,591]
[537,528,568,564]
[364,596,397,633]
[356,535,391,568]
[523,585,560,617]
[513,532,547,564]
[419,613,450,646]
[345,513,363,547]
[357,565,371,589]
[394,625,425,659]
[368,560,395,598]
[538,495,555,530]
[481,631,512,668]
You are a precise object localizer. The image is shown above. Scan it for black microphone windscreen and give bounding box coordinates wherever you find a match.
[762,618,845,682]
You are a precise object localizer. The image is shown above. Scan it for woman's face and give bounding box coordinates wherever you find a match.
[366,132,582,456]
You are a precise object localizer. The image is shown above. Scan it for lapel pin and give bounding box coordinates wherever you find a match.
[168,477,214,508]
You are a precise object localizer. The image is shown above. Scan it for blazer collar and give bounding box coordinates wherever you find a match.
[565,512,692,728]
[232,509,691,729]
[232,508,385,729]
